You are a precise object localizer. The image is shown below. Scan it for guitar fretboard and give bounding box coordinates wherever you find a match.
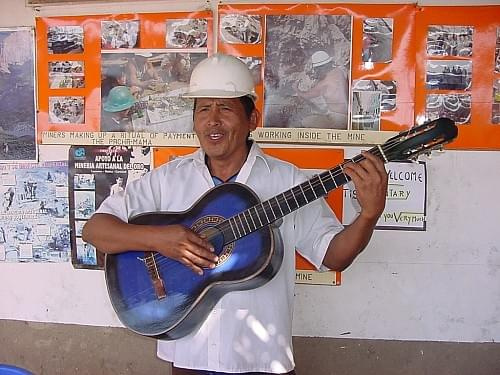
[215,146,386,244]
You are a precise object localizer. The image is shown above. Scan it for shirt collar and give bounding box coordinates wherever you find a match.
[175,141,271,174]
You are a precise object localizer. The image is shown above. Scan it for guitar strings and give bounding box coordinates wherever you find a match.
[150,130,412,270]
[125,125,436,300]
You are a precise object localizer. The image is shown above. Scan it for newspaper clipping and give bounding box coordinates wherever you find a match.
[68,145,151,269]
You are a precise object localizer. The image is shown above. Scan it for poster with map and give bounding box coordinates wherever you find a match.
[0,161,70,262]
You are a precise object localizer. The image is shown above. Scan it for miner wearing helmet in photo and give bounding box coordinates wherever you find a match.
[294,50,349,130]
[101,85,137,132]
[83,54,387,374]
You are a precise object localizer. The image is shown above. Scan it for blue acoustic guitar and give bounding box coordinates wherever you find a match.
[105,117,458,339]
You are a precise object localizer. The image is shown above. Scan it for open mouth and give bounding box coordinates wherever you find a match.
[208,133,223,141]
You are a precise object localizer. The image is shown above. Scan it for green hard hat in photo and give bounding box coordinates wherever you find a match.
[103,86,137,112]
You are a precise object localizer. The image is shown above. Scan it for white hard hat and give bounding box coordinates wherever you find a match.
[311,50,333,68]
[183,53,257,101]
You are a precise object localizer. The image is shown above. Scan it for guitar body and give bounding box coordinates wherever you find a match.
[105,183,284,339]
[104,117,458,340]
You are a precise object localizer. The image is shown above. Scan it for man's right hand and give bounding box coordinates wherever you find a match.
[145,224,218,275]
[82,213,218,275]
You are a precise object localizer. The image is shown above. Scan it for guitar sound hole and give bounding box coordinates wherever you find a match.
[192,215,234,268]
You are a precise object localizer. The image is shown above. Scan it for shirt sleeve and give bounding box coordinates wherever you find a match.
[292,170,344,270]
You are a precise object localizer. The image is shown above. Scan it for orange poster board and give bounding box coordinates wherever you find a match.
[35,11,213,139]
[415,6,500,150]
[154,146,344,285]
[217,3,417,133]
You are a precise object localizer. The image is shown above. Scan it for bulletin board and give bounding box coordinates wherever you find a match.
[217,3,417,136]
[35,4,500,150]
[153,146,344,286]
[415,6,500,150]
[35,10,213,138]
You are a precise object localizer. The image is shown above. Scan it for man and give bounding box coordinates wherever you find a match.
[101,85,136,132]
[83,54,387,374]
[295,50,349,130]
[109,176,124,196]
[126,52,161,94]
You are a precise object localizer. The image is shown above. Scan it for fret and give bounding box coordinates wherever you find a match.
[247,209,257,230]
[232,216,242,238]
[307,180,318,199]
[282,192,293,212]
[319,170,337,192]
[335,172,349,186]
[253,206,263,227]
[266,200,277,220]
[261,202,271,224]
[243,210,254,232]
[299,184,308,203]
[290,188,300,208]
[274,196,285,216]
[228,218,237,239]
[327,170,338,188]
[237,214,248,235]
[292,185,307,206]
[316,175,328,195]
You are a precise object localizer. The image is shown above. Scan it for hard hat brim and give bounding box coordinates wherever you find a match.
[182,89,257,101]
[312,56,333,68]
[103,98,136,113]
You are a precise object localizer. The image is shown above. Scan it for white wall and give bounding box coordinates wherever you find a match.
[0,0,499,344]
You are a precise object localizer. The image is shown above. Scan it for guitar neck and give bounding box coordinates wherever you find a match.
[217,145,386,244]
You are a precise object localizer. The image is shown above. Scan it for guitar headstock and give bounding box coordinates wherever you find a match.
[383,118,458,162]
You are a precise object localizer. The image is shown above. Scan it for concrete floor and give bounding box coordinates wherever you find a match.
[1,320,499,375]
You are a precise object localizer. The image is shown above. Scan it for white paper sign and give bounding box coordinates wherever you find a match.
[343,161,427,230]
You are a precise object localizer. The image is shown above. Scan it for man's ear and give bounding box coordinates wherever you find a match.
[249,108,260,131]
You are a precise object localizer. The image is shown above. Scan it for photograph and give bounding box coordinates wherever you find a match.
[48,25,84,54]
[49,96,85,124]
[76,237,97,266]
[351,91,381,130]
[74,220,86,237]
[101,20,139,49]
[427,25,474,57]
[352,79,397,112]
[264,14,352,130]
[495,27,500,73]
[237,56,262,85]
[426,93,471,124]
[166,18,208,49]
[48,60,84,89]
[362,18,394,63]
[493,79,500,124]
[101,51,207,132]
[0,27,37,162]
[73,173,95,190]
[220,14,262,44]
[426,60,472,90]
[74,190,95,220]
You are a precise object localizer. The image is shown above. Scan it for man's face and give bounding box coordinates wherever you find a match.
[193,98,257,162]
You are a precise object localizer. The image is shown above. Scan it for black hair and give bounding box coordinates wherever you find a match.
[193,96,256,120]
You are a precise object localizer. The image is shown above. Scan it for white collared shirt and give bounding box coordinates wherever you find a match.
[97,142,343,373]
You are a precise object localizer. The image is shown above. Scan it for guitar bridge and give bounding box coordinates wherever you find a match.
[144,252,166,299]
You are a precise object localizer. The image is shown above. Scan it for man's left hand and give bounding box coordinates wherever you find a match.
[343,150,388,221]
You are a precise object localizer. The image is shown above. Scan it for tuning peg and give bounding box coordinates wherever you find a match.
[425,151,432,160]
